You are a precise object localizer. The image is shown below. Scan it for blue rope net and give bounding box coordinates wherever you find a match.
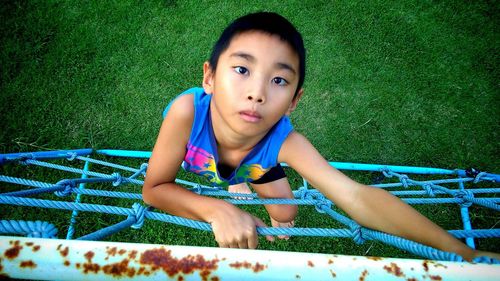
[1,149,499,264]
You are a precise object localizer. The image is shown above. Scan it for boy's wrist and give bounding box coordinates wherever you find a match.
[201,198,234,223]
[441,238,474,261]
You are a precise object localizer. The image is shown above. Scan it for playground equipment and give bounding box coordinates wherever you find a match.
[1,148,499,280]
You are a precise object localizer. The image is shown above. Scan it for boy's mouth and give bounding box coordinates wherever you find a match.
[239,110,262,122]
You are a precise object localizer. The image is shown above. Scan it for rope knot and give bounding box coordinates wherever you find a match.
[314,195,332,213]
[297,187,331,213]
[423,184,435,197]
[54,179,75,197]
[297,187,314,200]
[19,153,35,165]
[454,190,474,208]
[473,172,487,184]
[112,172,123,186]
[381,168,393,178]
[140,163,148,176]
[130,203,148,229]
[193,184,203,195]
[400,175,409,188]
[66,152,78,161]
[350,223,365,244]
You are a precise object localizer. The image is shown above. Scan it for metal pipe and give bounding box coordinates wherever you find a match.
[1,236,499,281]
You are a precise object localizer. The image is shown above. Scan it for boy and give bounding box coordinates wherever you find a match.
[143,12,495,260]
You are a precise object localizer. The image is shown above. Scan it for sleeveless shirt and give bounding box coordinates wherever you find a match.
[163,87,293,188]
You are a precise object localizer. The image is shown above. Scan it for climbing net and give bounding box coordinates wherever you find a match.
[1,149,499,264]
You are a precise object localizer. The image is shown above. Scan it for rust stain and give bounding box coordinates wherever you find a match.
[106,247,117,259]
[429,261,447,269]
[328,259,334,264]
[253,262,265,273]
[383,262,405,277]
[330,269,337,278]
[359,269,368,281]
[5,240,22,260]
[367,256,383,261]
[229,261,251,269]
[83,262,100,274]
[83,251,100,274]
[33,245,40,252]
[229,261,267,273]
[118,249,126,255]
[128,250,137,260]
[84,251,95,263]
[177,276,184,281]
[211,277,220,281]
[64,261,70,266]
[25,242,34,246]
[422,260,429,272]
[59,246,69,257]
[76,263,81,269]
[200,270,211,281]
[430,275,442,281]
[307,260,314,267]
[20,260,37,268]
[102,258,136,278]
[407,278,417,281]
[140,247,219,279]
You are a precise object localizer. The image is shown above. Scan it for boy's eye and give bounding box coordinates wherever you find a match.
[234,66,249,75]
[273,77,288,86]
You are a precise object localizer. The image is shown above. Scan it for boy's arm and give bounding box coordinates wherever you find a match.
[279,132,476,260]
[142,94,267,248]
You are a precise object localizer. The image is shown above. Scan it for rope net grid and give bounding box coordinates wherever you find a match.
[1,148,499,264]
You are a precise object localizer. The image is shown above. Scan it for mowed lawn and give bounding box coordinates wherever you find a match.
[1,1,498,258]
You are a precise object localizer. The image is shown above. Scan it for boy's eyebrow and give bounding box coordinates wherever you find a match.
[230,52,297,75]
[230,52,256,62]
[275,62,297,75]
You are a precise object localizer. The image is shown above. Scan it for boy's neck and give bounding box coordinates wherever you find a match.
[210,102,267,153]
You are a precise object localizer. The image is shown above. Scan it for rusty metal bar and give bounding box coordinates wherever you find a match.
[1,236,499,280]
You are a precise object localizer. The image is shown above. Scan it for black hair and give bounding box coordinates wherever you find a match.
[208,12,306,96]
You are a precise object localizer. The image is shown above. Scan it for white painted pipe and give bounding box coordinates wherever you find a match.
[1,236,499,280]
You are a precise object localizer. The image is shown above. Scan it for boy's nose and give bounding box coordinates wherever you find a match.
[247,94,264,103]
[247,86,266,104]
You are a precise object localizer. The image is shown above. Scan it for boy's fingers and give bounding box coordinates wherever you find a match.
[248,234,258,249]
[252,216,275,242]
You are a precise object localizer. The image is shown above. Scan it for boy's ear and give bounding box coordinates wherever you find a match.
[286,88,304,115]
[202,61,214,94]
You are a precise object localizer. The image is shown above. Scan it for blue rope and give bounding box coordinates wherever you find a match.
[0,220,58,238]
[0,175,53,188]
[1,152,499,264]
[77,216,137,241]
[66,160,90,240]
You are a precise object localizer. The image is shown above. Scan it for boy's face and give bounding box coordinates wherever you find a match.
[203,31,303,138]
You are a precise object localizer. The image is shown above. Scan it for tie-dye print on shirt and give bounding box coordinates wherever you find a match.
[183,142,271,188]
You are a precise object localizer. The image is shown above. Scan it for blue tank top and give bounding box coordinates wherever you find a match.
[163,87,293,188]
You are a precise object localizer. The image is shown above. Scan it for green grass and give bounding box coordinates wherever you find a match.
[1,0,499,258]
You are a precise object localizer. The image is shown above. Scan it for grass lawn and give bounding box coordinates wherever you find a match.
[1,0,499,258]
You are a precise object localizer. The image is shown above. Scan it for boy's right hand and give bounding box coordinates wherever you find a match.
[208,202,274,249]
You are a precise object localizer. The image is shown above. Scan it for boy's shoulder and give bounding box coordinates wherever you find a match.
[165,93,195,122]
